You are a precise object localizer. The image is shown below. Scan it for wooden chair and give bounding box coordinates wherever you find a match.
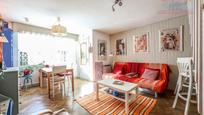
[51,65,67,98]
[172,57,198,115]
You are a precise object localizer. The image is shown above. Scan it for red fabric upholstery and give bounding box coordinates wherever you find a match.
[122,63,132,74]
[112,62,132,74]
[129,63,139,73]
[113,62,125,74]
[138,79,158,90]
[108,62,169,93]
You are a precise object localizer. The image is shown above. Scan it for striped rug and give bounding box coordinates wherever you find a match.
[76,92,157,115]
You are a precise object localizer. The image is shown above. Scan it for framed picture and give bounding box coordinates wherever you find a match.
[133,33,149,52]
[80,42,87,65]
[116,38,126,55]
[159,26,183,52]
[98,40,107,60]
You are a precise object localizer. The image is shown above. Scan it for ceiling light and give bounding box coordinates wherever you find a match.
[51,17,67,36]
[112,0,123,12]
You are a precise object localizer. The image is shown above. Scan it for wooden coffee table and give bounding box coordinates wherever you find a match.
[96,79,138,114]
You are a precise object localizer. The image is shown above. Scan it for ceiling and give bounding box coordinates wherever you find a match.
[0,0,187,34]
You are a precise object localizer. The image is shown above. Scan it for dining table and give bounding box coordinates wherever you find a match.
[39,67,74,99]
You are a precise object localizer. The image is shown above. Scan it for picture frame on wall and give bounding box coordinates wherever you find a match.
[80,42,87,65]
[98,40,107,60]
[133,33,149,53]
[159,25,183,52]
[116,38,126,56]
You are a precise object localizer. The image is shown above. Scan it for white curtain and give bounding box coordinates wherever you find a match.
[17,32,78,67]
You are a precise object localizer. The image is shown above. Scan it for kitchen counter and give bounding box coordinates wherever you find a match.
[3,67,19,73]
[0,69,19,115]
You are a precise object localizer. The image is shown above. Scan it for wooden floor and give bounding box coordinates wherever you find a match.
[19,79,199,115]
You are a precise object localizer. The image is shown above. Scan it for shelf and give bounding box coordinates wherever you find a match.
[100,88,136,103]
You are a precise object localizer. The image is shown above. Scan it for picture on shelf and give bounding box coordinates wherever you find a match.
[116,38,126,55]
[98,40,107,60]
[133,33,149,52]
[159,26,183,51]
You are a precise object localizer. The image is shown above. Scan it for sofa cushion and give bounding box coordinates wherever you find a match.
[122,63,132,74]
[130,63,140,73]
[113,62,125,74]
[114,75,129,81]
[125,72,139,78]
[141,68,159,80]
[138,79,158,90]
[126,77,142,83]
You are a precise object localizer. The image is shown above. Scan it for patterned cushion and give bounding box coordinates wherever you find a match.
[141,68,159,80]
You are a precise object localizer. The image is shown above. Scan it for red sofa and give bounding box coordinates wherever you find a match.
[102,62,169,94]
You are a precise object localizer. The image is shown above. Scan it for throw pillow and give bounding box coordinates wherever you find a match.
[141,68,159,80]
[23,69,30,76]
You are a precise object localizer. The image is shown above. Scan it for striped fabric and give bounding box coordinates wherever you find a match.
[76,92,157,115]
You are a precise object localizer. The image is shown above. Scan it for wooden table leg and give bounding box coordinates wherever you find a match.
[125,92,129,115]
[71,70,74,99]
[96,83,99,101]
[39,70,43,88]
[48,73,51,99]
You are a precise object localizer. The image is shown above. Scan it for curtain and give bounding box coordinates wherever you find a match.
[17,32,78,68]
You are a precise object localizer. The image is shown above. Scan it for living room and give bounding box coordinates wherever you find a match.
[0,0,203,115]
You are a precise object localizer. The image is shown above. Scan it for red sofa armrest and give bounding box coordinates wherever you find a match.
[153,80,167,93]
[153,64,169,93]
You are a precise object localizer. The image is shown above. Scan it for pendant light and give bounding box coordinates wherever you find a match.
[51,17,67,36]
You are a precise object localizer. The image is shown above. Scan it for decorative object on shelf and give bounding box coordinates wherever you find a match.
[51,17,67,36]
[98,40,107,60]
[112,0,123,12]
[80,42,87,65]
[19,52,28,66]
[133,33,149,52]
[116,38,126,55]
[159,25,183,52]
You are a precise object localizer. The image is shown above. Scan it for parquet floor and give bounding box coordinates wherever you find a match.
[19,79,199,115]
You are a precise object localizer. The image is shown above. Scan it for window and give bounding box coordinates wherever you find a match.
[17,32,78,67]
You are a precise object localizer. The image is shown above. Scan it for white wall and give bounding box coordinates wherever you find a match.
[110,15,192,89]
[77,30,94,81]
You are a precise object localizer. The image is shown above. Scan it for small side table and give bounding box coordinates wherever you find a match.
[0,94,12,115]
[103,64,112,73]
